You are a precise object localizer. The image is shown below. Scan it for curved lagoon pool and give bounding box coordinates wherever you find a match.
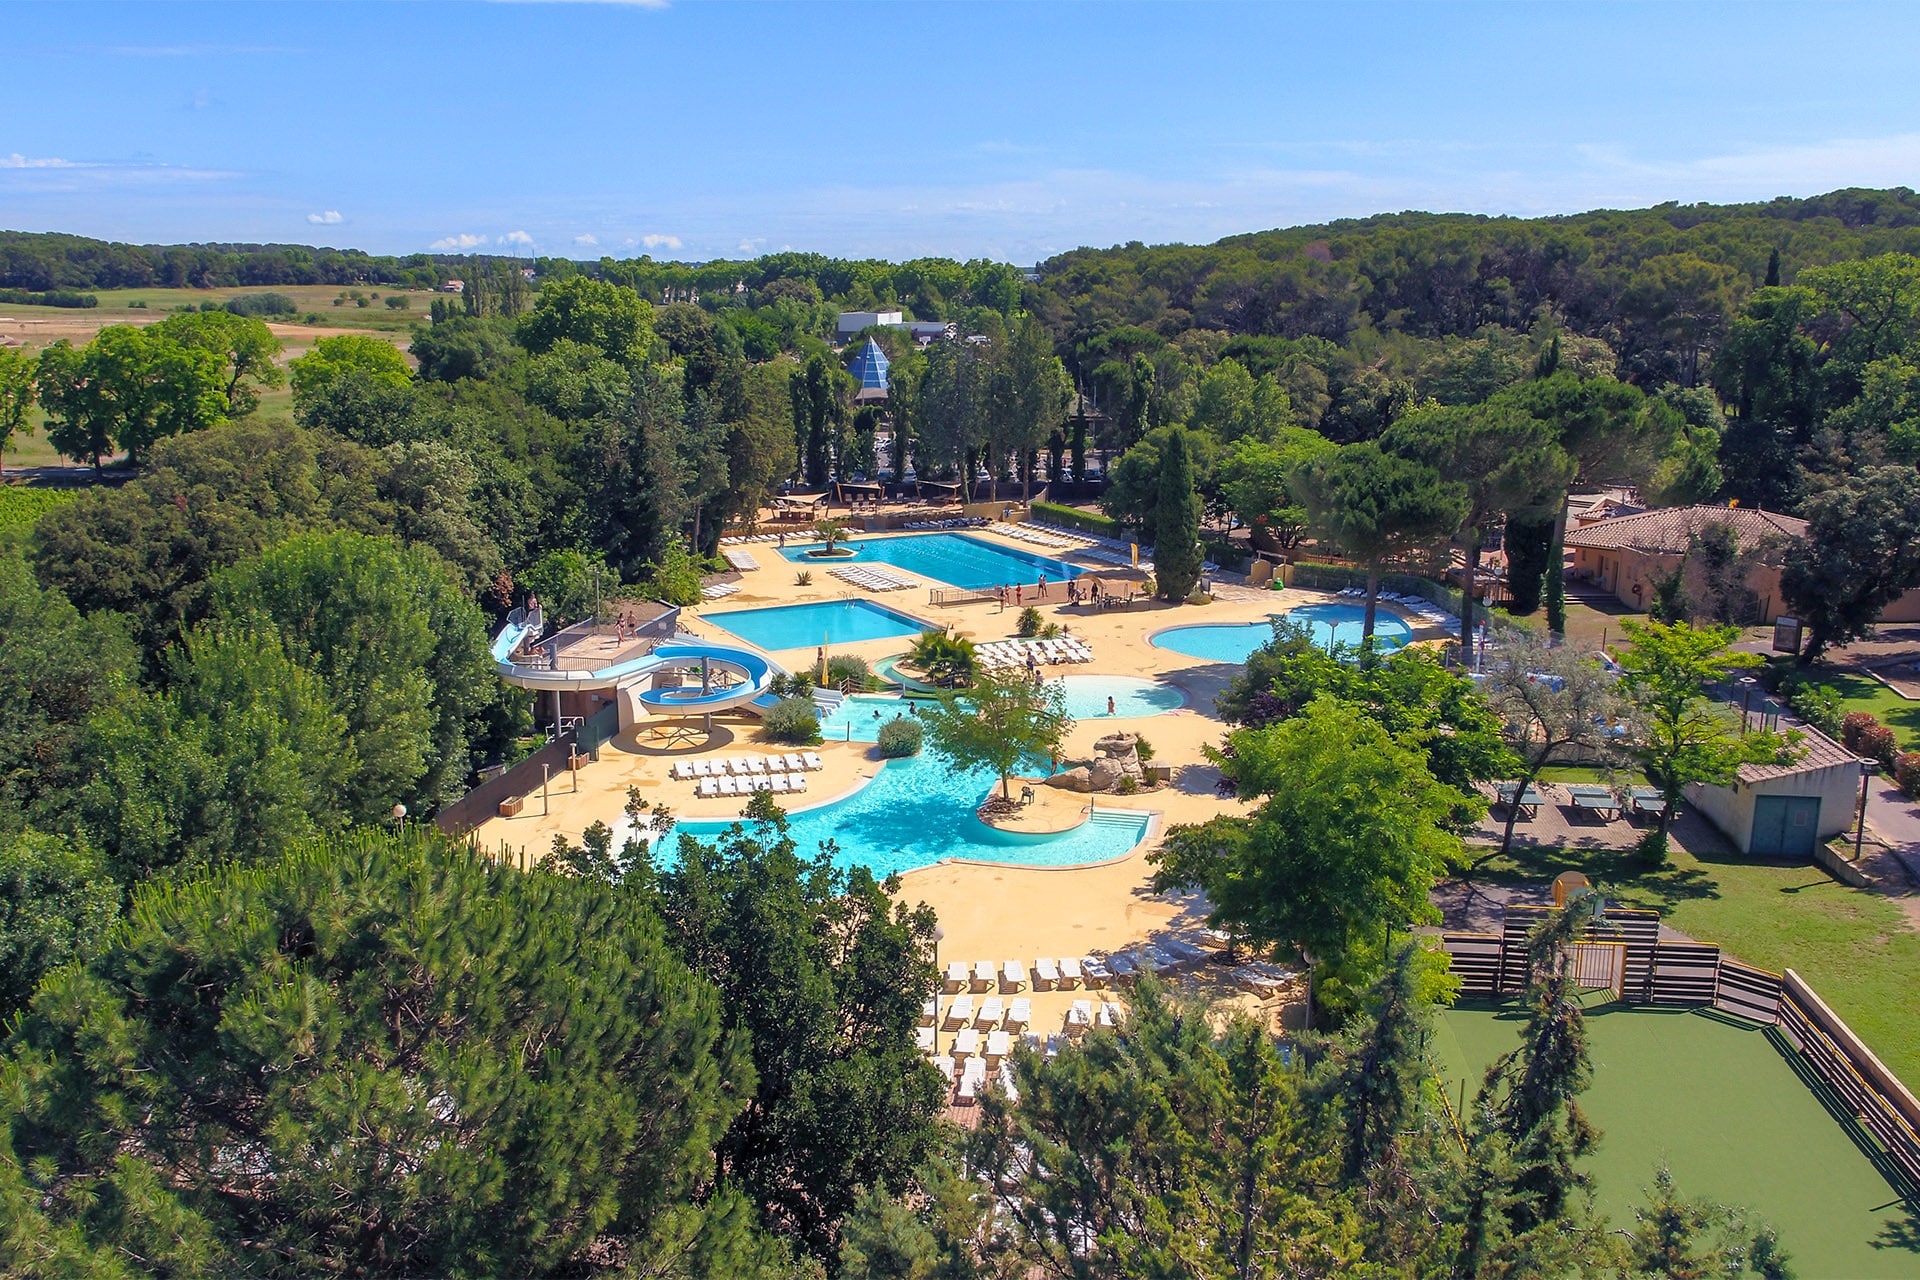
[1152,604,1413,664]
[1054,674,1184,720]
[650,753,1153,879]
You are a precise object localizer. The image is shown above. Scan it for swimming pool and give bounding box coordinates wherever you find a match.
[778,532,1081,592]
[818,692,916,742]
[703,598,935,651]
[1151,605,1413,664]
[655,753,1154,878]
[1053,675,1184,719]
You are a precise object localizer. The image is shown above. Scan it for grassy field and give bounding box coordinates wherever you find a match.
[1468,842,1920,1087]
[1784,661,1920,751]
[1435,1001,1920,1277]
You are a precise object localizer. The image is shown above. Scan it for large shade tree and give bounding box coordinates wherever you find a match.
[1295,441,1468,643]
[37,326,229,469]
[1780,465,1920,661]
[921,669,1073,803]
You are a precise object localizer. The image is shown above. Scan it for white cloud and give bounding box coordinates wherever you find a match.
[430,233,488,251]
[641,233,682,250]
[573,233,599,246]
[307,210,344,225]
[501,229,535,247]
[0,153,77,169]
[736,237,765,254]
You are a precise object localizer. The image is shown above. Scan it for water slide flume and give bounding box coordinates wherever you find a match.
[491,612,779,717]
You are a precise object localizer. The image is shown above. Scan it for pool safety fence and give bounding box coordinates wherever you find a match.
[929,587,997,607]
[1440,903,1920,1196]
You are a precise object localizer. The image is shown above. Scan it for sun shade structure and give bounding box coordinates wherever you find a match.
[848,337,891,403]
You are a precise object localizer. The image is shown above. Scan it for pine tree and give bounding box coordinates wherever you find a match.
[1153,426,1204,601]
[0,827,766,1276]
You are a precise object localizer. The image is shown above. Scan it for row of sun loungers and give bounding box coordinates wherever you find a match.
[1335,586,1454,624]
[901,516,990,530]
[672,752,822,780]
[830,565,915,592]
[696,773,809,797]
[939,943,1218,996]
[991,521,1092,551]
[973,638,1093,670]
[721,549,760,572]
[699,581,741,600]
[926,993,1035,1032]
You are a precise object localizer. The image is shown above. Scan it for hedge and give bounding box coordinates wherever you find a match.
[1030,501,1119,538]
[876,717,922,758]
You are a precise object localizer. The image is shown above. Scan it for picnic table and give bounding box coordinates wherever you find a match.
[1563,784,1622,821]
[1495,783,1545,819]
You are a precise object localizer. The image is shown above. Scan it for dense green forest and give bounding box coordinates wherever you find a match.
[1,190,1915,1275]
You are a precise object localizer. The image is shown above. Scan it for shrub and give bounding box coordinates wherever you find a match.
[0,487,78,534]
[1895,752,1920,799]
[1113,775,1139,795]
[1858,724,1900,769]
[1784,681,1844,739]
[826,655,871,686]
[1134,735,1155,763]
[224,291,297,317]
[1039,621,1063,638]
[1841,711,1879,751]
[794,570,813,585]
[759,695,821,745]
[1016,606,1043,638]
[1031,500,1119,538]
[876,717,923,758]
[769,672,814,698]
[385,295,410,310]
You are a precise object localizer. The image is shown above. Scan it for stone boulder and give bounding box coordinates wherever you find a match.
[1092,731,1146,785]
[1088,758,1125,791]
[1046,766,1093,793]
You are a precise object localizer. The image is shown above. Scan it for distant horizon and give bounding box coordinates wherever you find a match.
[7,182,1914,271]
[5,1,1919,262]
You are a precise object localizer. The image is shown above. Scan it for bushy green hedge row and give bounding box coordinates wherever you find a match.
[1031,501,1118,538]
[0,287,96,309]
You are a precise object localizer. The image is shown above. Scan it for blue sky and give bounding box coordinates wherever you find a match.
[4,1,1919,264]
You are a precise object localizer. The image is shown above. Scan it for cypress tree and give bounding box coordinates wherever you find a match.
[1153,426,1204,601]
[1764,246,1781,287]
[1503,512,1554,615]
[1545,527,1567,635]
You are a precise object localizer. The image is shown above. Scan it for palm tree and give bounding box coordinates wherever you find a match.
[812,517,852,555]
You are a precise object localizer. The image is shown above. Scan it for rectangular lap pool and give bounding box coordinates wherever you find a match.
[778,532,1081,592]
[703,598,935,652]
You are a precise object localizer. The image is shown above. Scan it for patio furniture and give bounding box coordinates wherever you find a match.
[1494,782,1545,819]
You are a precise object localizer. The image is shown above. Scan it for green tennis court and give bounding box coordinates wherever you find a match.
[1433,1001,1920,1277]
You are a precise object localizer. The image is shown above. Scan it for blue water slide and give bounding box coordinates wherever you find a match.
[490,611,778,716]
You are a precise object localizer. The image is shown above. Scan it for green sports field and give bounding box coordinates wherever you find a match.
[1434,1001,1920,1278]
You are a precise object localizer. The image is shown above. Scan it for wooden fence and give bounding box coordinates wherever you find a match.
[1436,906,1920,1197]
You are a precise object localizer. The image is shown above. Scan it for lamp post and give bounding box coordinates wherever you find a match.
[1856,758,1879,863]
[931,924,946,986]
[1738,676,1758,734]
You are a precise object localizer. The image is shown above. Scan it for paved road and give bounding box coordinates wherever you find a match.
[1865,773,1920,888]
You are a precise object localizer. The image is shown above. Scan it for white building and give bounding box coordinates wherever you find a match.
[1687,727,1862,857]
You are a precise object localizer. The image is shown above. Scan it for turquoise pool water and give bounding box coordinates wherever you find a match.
[1152,604,1412,664]
[656,753,1153,878]
[1054,675,1184,719]
[778,532,1080,591]
[818,692,916,742]
[704,598,934,651]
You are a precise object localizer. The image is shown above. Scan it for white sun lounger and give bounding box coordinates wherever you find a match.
[1002,960,1026,990]
[1033,957,1059,989]
[1058,957,1081,988]
[1107,953,1137,981]
[1007,998,1030,1030]
[933,1054,955,1083]
[1066,999,1093,1030]
[1099,1001,1124,1029]
[1044,1033,1062,1059]
[944,994,973,1028]
[801,751,824,771]
[770,774,790,794]
[920,997,937,1025]
[692,758,713,777]
[944,961,968,991]
[745,756,768,774]
[972,960,996,989]
[952,1027,980,1059]
[670,761,689,780]
[782,752,806,773]
[697,777,718,798]
[957,1055,987,1103]
[786,773,808,793]
[977,997,1004,1027]
[986,1029,1012,1061]
[915,1024,935,1053]
[1080,957,1109,987]
[717,776,739,796]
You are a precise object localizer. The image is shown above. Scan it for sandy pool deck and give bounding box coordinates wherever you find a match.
[472,525,1455,1019]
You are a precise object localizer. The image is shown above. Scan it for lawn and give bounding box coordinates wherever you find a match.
[1786,661,1920,752]
[1466,842,1920,1087]
[1434,1001,1920,1277]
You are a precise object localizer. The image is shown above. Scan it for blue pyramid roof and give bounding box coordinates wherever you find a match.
[847,337,890,395]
